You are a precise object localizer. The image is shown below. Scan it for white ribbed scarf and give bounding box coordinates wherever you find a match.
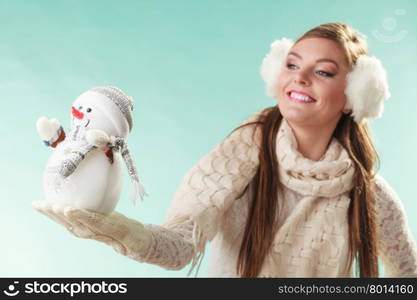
[164,114,357,277]
[259,118,356,277]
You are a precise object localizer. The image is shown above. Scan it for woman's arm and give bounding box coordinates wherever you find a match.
[374,174,417,277]
[33,200,196,272]
[158,111,262,274]
[33,110,262,275]
[134,219,196,271]
[138,111,263,274]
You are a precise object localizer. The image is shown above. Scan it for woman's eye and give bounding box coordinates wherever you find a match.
[316,70,334,77]
[86,108,92,113]
[286,63,298,70]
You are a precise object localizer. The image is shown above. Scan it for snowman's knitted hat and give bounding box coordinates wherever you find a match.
[89,86,134,134]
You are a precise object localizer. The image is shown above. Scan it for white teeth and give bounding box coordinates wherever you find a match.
[290,92,314,102]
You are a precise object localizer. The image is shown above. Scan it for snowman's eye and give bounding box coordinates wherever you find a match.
[86,108,92,113]
[78,106,83,110]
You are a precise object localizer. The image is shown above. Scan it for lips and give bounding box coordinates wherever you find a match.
[287,90,316,103]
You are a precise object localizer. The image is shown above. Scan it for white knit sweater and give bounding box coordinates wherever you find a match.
[136,112,417,277]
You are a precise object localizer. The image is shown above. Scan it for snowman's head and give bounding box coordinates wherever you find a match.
[71,86,134,138]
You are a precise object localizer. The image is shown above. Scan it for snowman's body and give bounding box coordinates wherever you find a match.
[39,88,135,214]
[43,133,123,213]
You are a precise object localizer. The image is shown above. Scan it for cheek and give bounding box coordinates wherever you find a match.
[89,115,105,128]
[321,80,347,108]
[276,72,289,98]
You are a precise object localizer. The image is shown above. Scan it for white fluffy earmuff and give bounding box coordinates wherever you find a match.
[260,38,294,98]
[260,38,391,123]
[344,56,390,123]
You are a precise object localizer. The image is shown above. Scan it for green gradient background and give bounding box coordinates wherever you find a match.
[1,0,416,277]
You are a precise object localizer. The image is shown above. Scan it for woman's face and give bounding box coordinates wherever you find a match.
[277,37,351,128]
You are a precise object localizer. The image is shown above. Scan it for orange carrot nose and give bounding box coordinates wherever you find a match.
[71,106,84,119]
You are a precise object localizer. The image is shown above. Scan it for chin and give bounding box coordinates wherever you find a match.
[281,111,318,126]
[279,105,304,119]
[285,117,311,126]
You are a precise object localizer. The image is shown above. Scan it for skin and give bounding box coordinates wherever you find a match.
[277,37,352,161]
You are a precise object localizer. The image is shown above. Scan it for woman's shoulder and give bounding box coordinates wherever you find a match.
[372,173,404,212]
[239,108,269,126]
[226,109,269,148]
[372,173,392,192]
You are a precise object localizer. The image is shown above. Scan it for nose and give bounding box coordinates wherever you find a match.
[293,71,311,86]
[71,106,84,120]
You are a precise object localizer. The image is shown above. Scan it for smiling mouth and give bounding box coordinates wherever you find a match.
[287,91,316,103]
[72,117,90,127]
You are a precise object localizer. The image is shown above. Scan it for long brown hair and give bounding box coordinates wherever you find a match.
[235,22,380,277]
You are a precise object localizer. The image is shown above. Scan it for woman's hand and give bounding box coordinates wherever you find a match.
[32,201,152,258]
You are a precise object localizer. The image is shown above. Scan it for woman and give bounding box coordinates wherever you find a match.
[33,22,417,277]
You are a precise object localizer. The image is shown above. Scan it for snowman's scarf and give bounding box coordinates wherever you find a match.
[58,125,96,178]
[58,124,147,204]
[110,136,148,204]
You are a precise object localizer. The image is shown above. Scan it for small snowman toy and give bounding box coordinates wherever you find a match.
[36,86,147,213]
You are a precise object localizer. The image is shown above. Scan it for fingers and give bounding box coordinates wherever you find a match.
[53,203,95,238]
[66,209,119,235]
[64,207,118,240]
[65,208,128,254]
[65,208,104,227]
[32,200,72,229]
[33,201,140,256]
[32,201,94,238]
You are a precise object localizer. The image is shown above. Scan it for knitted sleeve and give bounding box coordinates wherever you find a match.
[133,111,263,274]
[374,174,417,277]
[129,220,196,272]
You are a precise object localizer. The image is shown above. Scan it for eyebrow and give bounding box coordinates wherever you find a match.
[288,51,339,70]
